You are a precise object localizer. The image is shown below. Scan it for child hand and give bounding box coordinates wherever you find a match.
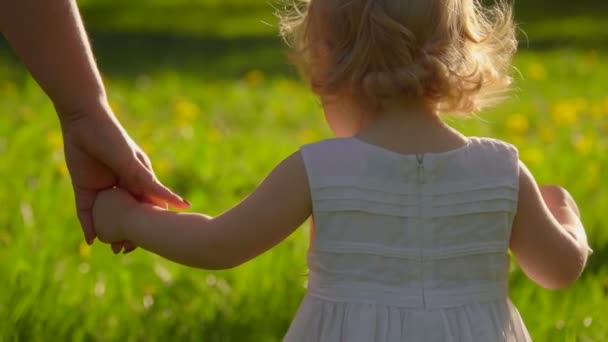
[539,185,581,218]
[92,188,138,243]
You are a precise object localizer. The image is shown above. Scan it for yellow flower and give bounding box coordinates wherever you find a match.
[506,113,529,136]
[56,161,69,177]
[79,241,91,259]
[154,158,173,177]
[551,100,578,126]
[298,128,318,144]
[521,147,544,166]
[573,134,594,155]
[46,130,64,152]
[47,130,70,176]
[244,70,265,87]
[141,141,156,156]
[528,62,546,81]
[173,98,200,128]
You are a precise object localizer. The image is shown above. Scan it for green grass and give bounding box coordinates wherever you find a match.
[1,2,608,341]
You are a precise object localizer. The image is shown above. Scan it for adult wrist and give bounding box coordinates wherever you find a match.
[57,95,113,128]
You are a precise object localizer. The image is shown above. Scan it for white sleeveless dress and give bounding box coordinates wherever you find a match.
[284,137,532,341]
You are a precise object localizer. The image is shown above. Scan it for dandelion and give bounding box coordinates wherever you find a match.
[573,133,594,155]
[527,62,546,81]
[551,100,578,126]
[173,98,200,128]
[298,128,318,144]
[79,241,91,259]
[506,113,529,136]
[521,147,544,166]
[154,158,173,177]
[56,162,69,177]
[46,130,69,176]
[141,141,156,156]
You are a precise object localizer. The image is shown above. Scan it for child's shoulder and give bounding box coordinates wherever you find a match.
[473,136,519,155]
[301,136,519,157]
[469,137,520,176]
[300,137,351,150]
[299,137,355,161]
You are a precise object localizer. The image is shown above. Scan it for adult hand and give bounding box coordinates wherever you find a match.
[1,0,189,252]
[61,105,190,252]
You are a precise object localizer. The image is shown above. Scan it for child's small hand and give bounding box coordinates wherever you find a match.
[92,188,138,243]
[539,185,581,218]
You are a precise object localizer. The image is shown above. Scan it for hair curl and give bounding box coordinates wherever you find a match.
[279,0,518,114]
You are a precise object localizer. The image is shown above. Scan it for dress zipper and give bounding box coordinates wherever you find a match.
[416,153,425,184]
[416,153,427,309]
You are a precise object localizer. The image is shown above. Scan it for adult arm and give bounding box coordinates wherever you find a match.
[0,0,190,248]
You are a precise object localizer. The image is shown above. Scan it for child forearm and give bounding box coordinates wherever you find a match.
[124,205,232,270]
[549,205,590,255]
[540,185,591,255]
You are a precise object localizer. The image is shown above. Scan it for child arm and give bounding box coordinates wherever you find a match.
[94,151,311,269]
[509,161,590,289]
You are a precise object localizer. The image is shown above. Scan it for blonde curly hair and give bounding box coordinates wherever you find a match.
[279,0,518,114]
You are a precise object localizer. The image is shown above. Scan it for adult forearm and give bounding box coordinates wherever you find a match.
[0,0,108,120]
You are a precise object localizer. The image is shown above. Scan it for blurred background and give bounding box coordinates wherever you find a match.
[0,0,607,340]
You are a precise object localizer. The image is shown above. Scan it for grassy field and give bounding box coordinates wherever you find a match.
[1,1,607,341]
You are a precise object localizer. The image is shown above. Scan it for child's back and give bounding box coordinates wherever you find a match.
[91,0,590,340]
[285,136,531,341]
